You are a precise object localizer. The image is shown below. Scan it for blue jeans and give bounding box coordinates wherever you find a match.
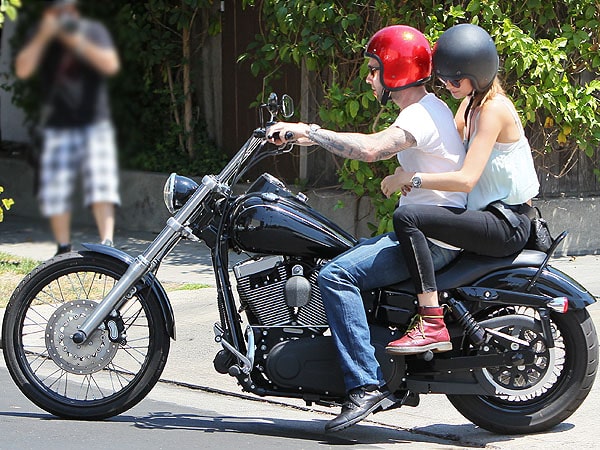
[317,232,459,391]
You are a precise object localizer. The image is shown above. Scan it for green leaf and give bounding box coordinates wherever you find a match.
[322,36,335,51]
[6,5,17,21]
[305,56,318,71]
[334,200,345,210]
[348,100,359,118]
[359,94,368,109]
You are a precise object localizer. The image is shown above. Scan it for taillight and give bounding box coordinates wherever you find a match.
[548,297,569,314]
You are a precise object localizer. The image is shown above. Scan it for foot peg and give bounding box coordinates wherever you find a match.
[374,395,399,413]
[374,391,420,414]
[416,349,434,361]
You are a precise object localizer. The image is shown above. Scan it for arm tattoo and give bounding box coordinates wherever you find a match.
[308,127,417,162]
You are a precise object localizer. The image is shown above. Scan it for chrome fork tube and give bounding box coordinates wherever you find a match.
[72,175,218,344]
[72,136,264,344]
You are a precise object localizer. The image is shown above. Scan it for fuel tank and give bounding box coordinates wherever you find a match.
[230,189,357,259]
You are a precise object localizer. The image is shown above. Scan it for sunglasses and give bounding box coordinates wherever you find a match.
[368,65,380,77]
[438,76,462,88]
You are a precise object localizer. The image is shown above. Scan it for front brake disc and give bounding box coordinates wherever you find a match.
[45,300,119,375]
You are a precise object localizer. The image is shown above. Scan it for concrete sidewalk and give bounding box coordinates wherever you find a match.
[0,215,227,286]
[2,214,600,293]
[1,214,600,448]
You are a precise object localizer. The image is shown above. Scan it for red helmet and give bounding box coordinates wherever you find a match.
[365,25,432,91]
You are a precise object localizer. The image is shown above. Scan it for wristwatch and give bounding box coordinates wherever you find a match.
[410,174,422,189]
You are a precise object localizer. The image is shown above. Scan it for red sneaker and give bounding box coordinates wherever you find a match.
[386,306,452,355]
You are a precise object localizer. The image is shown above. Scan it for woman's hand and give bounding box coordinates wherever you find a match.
[381,166,414,198]
[266,122,314,146]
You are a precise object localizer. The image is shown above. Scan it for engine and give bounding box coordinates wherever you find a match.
[233,255,328,327]
[231,255,403,397]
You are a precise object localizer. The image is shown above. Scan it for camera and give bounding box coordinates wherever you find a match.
[58,12,80,34]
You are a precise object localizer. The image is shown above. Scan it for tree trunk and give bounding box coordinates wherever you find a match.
[166,66,185,154]
[183,24,193,158]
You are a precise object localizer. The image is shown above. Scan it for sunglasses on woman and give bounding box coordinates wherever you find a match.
[438,76,462,88]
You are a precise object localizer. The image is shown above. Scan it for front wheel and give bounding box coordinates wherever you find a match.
[448,307,598,434]
[2,252,170,420]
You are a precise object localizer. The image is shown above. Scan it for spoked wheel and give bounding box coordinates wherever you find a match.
[2,252,170,420]
[448,307,598,434]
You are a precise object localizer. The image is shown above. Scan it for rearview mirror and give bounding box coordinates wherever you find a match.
[281,94,294,118]
[260,93,295,127]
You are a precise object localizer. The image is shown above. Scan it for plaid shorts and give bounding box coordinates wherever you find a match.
[39,120,121,217]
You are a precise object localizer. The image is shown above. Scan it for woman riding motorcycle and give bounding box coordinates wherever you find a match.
[384,24,540,355]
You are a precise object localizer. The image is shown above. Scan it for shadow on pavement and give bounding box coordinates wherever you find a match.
[0,409,477,447]
[126,410,475,447]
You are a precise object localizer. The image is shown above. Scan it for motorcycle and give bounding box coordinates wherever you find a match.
[2,94,597,435]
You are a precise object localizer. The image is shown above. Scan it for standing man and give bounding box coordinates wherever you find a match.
[15,0,120,255]
[267,25,467,432]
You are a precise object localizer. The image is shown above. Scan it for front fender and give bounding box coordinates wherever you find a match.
[473,266,596,310]
[82,243,176,340]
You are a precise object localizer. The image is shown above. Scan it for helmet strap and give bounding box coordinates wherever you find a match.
[380,89,392,106]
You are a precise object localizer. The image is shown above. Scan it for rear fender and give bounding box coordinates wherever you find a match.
[472,266,595,310]
[81,243,176,340]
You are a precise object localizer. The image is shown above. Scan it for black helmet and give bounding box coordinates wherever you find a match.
[433,24,499,92]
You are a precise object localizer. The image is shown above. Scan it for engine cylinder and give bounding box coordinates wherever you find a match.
[233,256,328,327]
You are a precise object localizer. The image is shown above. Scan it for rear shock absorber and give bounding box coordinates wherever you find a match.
[442,293,486,346]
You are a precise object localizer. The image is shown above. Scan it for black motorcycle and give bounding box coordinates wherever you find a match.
[2,94,597,434]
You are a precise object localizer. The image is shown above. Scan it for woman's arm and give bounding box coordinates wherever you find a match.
[266,122,416,162]
[385,100,507,194]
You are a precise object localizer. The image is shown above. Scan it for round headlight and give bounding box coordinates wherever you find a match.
[163,173,199,214]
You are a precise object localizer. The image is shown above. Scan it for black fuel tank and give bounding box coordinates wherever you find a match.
[230,193,357,259]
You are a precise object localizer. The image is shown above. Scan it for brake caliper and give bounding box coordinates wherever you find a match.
[105,310,127,345]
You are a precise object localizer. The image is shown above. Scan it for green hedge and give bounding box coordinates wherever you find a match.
[241,0,600,234]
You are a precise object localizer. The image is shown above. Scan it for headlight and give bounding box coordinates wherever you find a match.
[163,173,200,214]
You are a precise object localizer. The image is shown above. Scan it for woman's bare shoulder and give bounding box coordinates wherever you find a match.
[479,95,515,121]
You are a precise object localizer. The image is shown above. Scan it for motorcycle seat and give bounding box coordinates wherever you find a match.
[386,249,547,293]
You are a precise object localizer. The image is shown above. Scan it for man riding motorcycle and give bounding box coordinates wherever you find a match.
[266,25,467,432]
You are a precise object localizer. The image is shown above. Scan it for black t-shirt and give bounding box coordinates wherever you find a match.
[38,19,114,128]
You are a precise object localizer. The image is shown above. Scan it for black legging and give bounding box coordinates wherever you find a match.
[393,204,530,294]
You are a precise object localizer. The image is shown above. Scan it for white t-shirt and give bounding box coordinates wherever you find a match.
[394,93,467,209]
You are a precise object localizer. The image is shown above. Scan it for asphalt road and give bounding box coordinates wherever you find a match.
[0,356,468,450]
[2,216,600,449]
[2,287,599,450]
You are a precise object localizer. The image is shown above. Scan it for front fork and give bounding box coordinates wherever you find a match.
[72,175,218,345]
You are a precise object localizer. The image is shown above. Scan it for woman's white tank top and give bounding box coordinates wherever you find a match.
[465,96,540,211]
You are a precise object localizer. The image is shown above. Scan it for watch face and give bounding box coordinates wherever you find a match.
[412,176,422,188]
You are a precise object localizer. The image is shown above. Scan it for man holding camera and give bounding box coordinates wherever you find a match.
[15,0,120,255]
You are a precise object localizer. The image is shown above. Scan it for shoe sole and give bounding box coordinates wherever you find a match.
[385,341,452,355]
[325,395,396,433]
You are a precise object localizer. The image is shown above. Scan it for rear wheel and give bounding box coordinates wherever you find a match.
[2,252,170,420]
[448,307,598,434]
